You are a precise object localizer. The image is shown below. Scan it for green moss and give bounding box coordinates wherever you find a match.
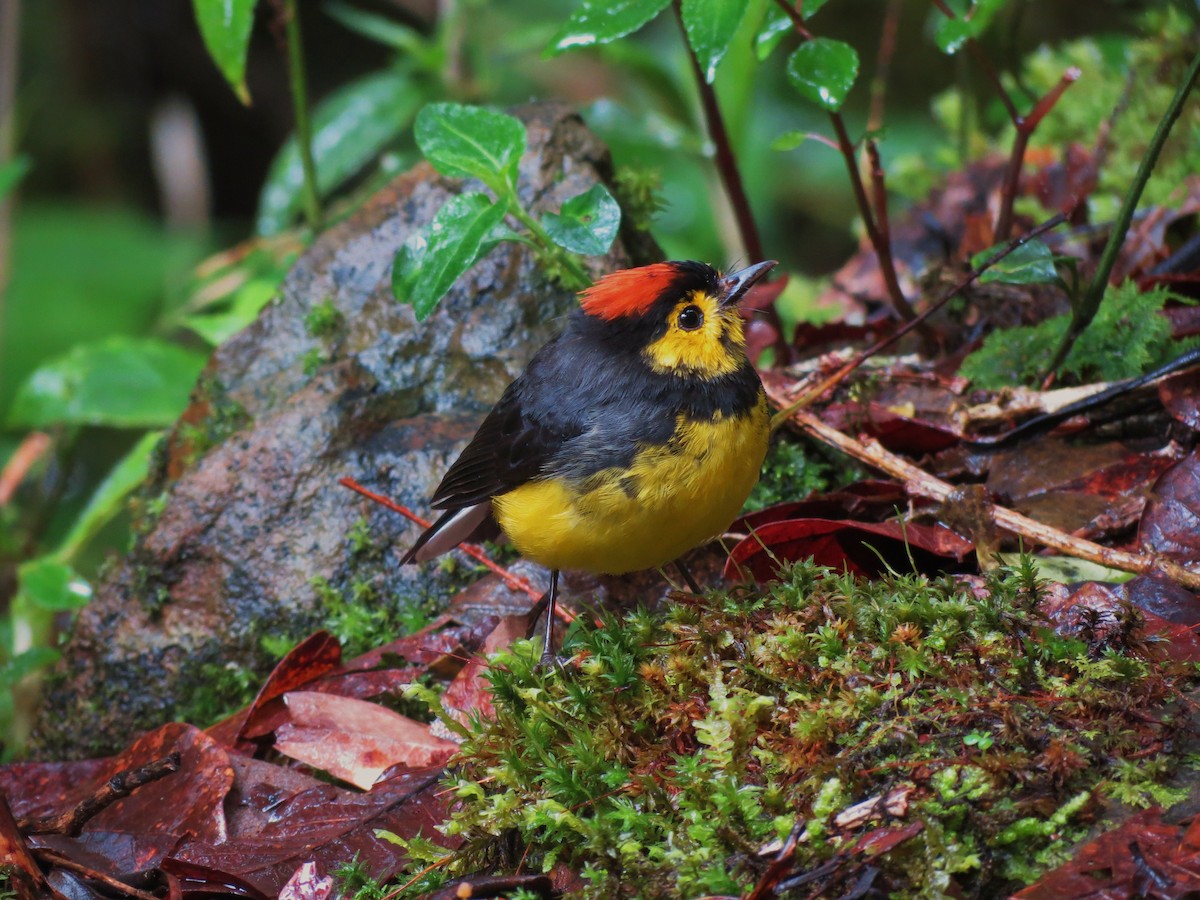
[744,435,831,510]
[304,298,344,339]
[175,659,258,728]
[302,348,325,376]
[171,375,253,471]
[961,282,1193,389]
[611,167,664,233]
[390,558,1195,898]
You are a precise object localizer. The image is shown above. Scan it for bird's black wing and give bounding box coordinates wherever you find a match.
[428,332,588,511]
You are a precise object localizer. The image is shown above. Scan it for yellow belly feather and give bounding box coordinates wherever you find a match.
[493,395,769,574]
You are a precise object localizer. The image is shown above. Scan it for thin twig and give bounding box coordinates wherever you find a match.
[0,431,50,506]
[21,752,182,836]
[770,212,1067,430]
[776,403,1200,590]
[337,477,546,604]
[31,849,161,900]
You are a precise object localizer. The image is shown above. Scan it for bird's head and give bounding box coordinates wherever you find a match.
[578,260,776,379]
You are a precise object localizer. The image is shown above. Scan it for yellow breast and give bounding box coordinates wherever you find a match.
[492,394,769,574]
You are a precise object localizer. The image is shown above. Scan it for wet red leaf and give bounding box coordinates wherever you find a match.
[1042,581,1200,663]
[725,517,974,582]
[734,482,910,533]
[1140,450,1200,563]
[272,691,458,788]
[1160,370,1200,430]
[0,757,111,822]
[855,820,925,857]
[443,612,531,724]
[173,768,454,896]
[208,631,344,747]
[1016,808,1200,899]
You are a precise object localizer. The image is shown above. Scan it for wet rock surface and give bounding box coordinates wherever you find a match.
[31,103,660,759]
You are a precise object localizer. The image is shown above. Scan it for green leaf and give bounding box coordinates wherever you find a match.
[191,0,257,104]
[681,0,750,83]
[16,558,91,612]
[549,0,672,54]
[755,6,792,61]
[414,104,526,195]
[257,71,421,235]
[324,1,426,55]
[0,155,30,201]
[972,239,1058,285]
[541,184,621,256]
[786,38,860,112]
[7,336,207,429]
[934,0,1005,55]
[1,647,60,687]
[393,193,510,320]
[770,130,810,151]
[55,431,162,562]
[184,278,278,345]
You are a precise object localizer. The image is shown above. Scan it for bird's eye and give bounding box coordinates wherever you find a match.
[677,305,704,331]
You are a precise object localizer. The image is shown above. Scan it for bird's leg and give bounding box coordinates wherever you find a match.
[675,560,702,594]
[539,569,561,668]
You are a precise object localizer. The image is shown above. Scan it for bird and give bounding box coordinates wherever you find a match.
[402,259,776,665]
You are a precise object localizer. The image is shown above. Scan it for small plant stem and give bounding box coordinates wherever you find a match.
[929,0,1078,243]
[674,4,763,263]
[866,0,903,135]
[283,0,321,231]
[1045,46,1200,379]
[828,114,917,322]
[673,2,789,359]
[505,202,592,290]
[773,0,916,323]
[993,68,1079,242]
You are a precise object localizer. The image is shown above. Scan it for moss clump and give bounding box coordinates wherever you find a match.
[744,435,831,510]
[408,559,1193,898]
[304,298,345,339]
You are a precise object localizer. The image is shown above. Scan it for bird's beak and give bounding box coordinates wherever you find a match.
[718,260,777,307]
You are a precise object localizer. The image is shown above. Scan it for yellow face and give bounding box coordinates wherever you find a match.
[642,290,748,379]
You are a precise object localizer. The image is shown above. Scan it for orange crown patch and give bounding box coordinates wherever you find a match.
[578,263,681,320]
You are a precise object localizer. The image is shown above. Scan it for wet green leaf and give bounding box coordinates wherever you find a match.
[549,0,671,54]
[973,239,1059,285]
[934,0,1005,55]
[681,0,750,82]
[786,38,859,112]
[257,71,421,235]
[16,558,91,612]
[7,336,207,429]
[192,0,257,103]
[771,130,810,151]
[414,103,526,195]
[184,278,278,345]
[541,184,621,256]
[755,6,792,61]
[56,432,162,562]
[393,193,510,320]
